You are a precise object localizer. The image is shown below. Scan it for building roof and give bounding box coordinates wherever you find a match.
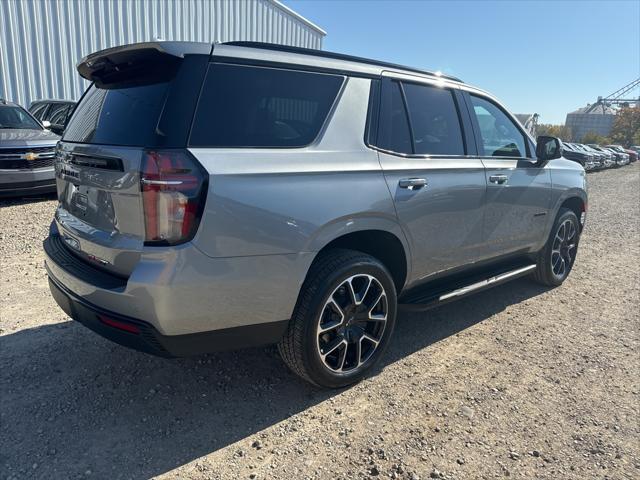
[569,104,618,115]
[270,0,326,35]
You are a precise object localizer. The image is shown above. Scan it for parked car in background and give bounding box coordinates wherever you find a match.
[44,41,588,388]
[590,144,628,166]
[561,141,595,171]
[0,99,59,197]
[606,145,637,163]
[582,144,613,167]
[29,99,75,136]
[568,143,606,169]
[575,143,613,168]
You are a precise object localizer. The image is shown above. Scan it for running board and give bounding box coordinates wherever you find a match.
[399,264,537,312]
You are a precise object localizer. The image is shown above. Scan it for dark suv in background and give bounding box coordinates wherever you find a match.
[0,99,59,197]
[561,142,597,171]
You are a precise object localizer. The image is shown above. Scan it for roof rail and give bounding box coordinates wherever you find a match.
[223,41,463,83]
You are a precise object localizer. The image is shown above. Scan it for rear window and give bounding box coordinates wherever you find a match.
[62,83,169,146]
[189,64,344,148]
[62,54,209,147]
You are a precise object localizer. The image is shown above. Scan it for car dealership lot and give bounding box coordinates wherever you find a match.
[1,164,639,480]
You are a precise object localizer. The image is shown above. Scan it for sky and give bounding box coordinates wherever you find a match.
[284,0,640,124]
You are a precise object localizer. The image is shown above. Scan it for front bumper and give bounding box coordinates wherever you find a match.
[0,167,56,197]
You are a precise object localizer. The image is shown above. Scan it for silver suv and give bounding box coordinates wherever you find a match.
[44,42,587,387]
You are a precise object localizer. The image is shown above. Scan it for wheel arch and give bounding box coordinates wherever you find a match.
[559,196,586,230]
[308,228,410,293]
[535,188,587,253]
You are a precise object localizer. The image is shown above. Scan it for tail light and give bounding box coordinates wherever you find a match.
[141,150,208,245]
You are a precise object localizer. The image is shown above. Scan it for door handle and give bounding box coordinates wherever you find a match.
[489,174,508,185]
[399,178,427,189]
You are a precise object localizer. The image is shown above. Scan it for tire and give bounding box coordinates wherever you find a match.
[278,249,397,388]
[532,208,581,287]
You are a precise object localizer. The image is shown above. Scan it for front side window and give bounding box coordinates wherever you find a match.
[470,95,527,158]
[402,82,464,156]
[189,64,344,148]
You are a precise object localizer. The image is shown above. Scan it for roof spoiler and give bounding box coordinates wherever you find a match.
[77,41,212,88]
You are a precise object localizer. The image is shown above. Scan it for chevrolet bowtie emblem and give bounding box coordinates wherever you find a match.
[24,152,39,161]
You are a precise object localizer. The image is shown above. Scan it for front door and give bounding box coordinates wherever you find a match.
[465,93,551,257]
[373,75,488,285]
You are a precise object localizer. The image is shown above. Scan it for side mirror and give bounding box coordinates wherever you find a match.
[42,120,51,129]
[536,136,563,163]
[50,124,64,135]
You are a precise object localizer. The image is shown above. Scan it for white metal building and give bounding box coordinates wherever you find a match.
[0,0,325,108]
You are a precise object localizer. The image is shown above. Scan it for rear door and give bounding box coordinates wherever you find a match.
[464,92,551,257]
[373,74,488,282]
[54,45,210,277]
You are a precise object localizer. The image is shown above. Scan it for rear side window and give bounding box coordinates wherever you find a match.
[189,64,344,148]
[402,82,465,156]
[377,80,412,154]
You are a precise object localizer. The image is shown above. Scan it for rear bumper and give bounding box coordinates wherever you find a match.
[47,274,288,357]
[43,224,313,354]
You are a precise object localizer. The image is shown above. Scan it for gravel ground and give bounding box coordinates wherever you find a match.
[1,164,639,480]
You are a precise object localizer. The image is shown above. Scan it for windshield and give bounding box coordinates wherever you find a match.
[0,105,42,130]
